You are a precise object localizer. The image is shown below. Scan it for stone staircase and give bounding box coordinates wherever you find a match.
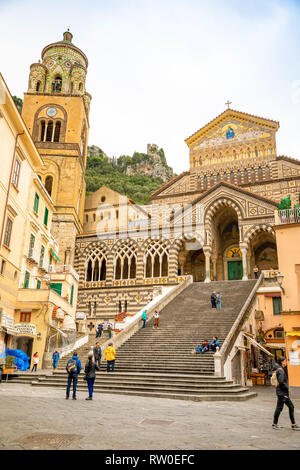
[10,280,258,401]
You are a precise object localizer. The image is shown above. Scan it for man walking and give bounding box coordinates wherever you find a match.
[52,349,60,370]
[211,292,217,309]
[104,343,116,373]
[272,356,300,430]
[93,343,102,369]
[142,310,147,328]
[66,352,81,400]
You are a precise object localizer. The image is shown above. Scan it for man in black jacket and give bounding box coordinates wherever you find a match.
[93,343,102,369]
[272,356,300,430]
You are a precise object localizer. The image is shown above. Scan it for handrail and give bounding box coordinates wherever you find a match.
[59,334,89,358]
[215,274,263,376]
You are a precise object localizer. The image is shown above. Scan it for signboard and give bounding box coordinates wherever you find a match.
[289,350,300,366]
[14,323,37,336]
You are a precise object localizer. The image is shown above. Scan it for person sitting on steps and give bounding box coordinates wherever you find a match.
[196,340,209,354]
[210,336,220,352]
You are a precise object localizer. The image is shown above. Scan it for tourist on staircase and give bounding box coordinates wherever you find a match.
[93,343,102,369]
[153,310,160,329]
[210,336,220,352]
[66,352,81,400]
[142,310,147,328]
[96,322,103,338]
[105,343,116,373]
[216,292,222,311]
[196,340,209,354]
[210,292,217,309]
[84,353,100,400]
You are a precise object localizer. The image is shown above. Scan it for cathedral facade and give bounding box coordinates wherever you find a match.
[75,108,300,322]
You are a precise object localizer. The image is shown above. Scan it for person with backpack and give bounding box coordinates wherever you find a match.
[272,356,300,430]
[66,352,81,400]
[96,323,103,338]
[93,343,102,369]
[84,353,100,400]
[107,324,112,339]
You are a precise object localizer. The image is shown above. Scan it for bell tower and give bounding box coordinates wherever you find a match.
[22,30,92,265]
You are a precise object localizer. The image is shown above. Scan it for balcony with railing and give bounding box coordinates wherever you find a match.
[276,208,300,225]
[48,264,80,282]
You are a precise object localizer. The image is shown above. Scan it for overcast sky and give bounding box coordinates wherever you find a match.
[1,0,300,173]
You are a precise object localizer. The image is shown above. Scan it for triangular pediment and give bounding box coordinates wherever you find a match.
[173,182,278,227]
[185,109,279,151]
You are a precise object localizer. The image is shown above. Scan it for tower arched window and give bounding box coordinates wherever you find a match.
[223,172,227,181]
[210,174,215,187]
[258,167,263,181]
[265,166,270,180]
[53,121,61,142]
[36,81,41,92]
[251,168,256,183]
[52,75,62,93]
[237,170,241,185]
[45,176,53,197]
[70,82,74,94]
[217,173,221,182]
[230,171,235,184]
[40,120,46,141]
[203,175,208,190]
[46,121,53,142]
[79,82,83,92]
[244,169,249,184]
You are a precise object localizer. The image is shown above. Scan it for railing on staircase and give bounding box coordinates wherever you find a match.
[59,334,89,359]
[214,274,264,379]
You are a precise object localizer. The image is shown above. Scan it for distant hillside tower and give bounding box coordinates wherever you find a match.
[22,30,92,265]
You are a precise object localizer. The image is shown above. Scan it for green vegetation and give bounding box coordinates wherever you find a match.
[86,146,173,204]
[12,96,23,113]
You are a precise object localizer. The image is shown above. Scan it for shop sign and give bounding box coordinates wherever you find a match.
[289,350,300,366]
[0,311,14,328]
[14,323,37,336]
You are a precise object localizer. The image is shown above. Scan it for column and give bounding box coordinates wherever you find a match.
[240,244,248,281]
[203,247,212,283]
[168,245,179,282]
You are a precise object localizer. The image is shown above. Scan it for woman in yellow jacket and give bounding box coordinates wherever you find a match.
[104,342,116,372]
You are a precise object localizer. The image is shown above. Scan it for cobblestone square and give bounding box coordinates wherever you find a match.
[0,383,299,450]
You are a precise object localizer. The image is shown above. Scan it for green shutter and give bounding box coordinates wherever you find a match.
[44,207,49,226]
[24,271,30,289]
[273,297,282,315]
[50,283,62,296]
[39,245,45,266]
[70,285,74,305]
[37,279,41,289]
[34,193,39,213]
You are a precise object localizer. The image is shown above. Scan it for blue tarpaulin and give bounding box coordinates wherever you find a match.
[5,349,30,371]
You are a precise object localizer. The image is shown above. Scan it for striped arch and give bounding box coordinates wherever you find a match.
[204,197,244,246]
[173,232,205,252]
[243,224,275,248]
[204,197,244,227]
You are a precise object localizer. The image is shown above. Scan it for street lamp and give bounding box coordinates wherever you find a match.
[277,272,285,293]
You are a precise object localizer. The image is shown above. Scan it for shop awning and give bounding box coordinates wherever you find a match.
[242,333,273,356]
[50,249,61,263]
[286,332,300,337]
